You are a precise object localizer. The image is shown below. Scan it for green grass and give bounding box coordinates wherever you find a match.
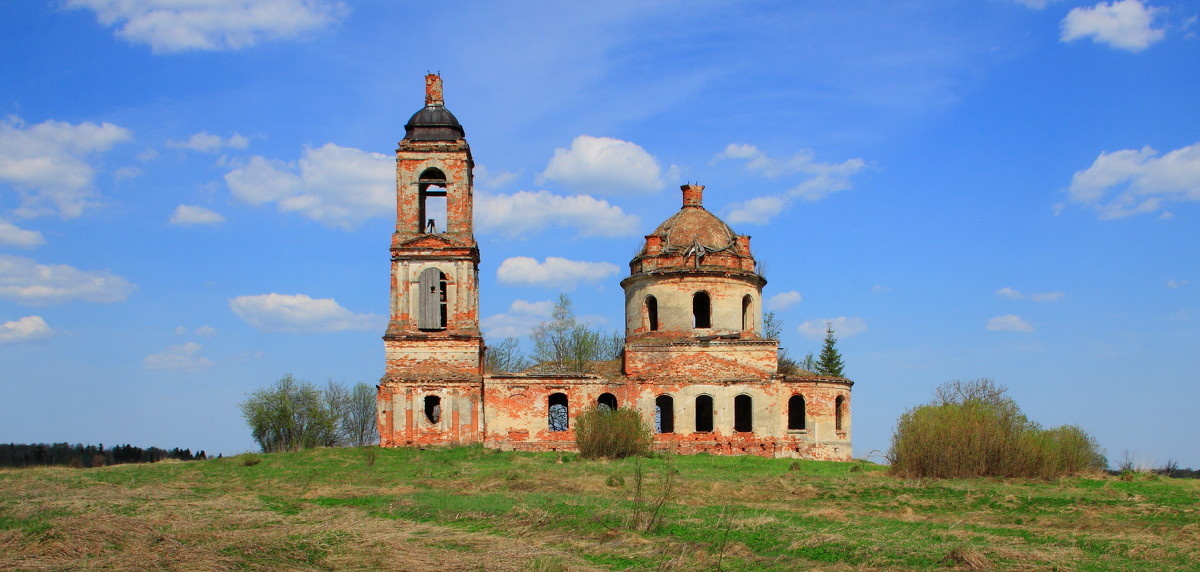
[1,446,1197,570]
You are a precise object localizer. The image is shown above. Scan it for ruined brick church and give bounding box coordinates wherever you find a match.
[377,75,853,459]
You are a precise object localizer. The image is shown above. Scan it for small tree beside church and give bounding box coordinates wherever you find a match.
[816,322,845,377]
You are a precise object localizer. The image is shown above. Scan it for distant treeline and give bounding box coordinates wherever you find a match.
[0,443,210,469]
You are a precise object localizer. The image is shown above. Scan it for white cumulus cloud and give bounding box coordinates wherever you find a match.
[225,143,392,229]
[66,0,348,53]
[143,342,214,371]
[229,293,383,333]
[0,316,52,345]
[475,190,640,238]
[986,314,1034,332]
[0,254,135,305]
[1061,0,1164,52]
[538,135,671,195]
[797,317,868,340]
[997,287,1065,301]
[481,298,555,338]
[0,221,46,248]
[496,256,620,290]
[169,204,225,225]
[767,290,803,311]
[717,143,868,225]
[0,116,132,218]
[167,132,250,153]
[1067,143,1200,219]
[473,164,519,190]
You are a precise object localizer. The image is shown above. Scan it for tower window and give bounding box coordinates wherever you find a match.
[742,295,752,331]
[734,394,753,433]
[417,168,447,233]
[695,395,714,432]
[655,395,674,434]
[646,295,659,332]
[597,393,617,411]
[787,395,806,430]
[424,395,441,425]
[418,267,448,330]
[693,292,711,329]
[835,395,846,431]
[548,393,569,432]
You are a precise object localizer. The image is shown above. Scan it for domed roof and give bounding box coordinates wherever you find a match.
[404,105,465,141]
[650,206,738,252]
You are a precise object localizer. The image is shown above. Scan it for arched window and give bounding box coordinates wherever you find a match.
[693,291,711,328]
[417,168,447,233]
[548,393,569,432]
[645,295,659,332]
[734,394,753,433]
[424,395,441,425]
[787,395,806,430]
[695,395,714,432]
[597,393,617,411]
[417,268,448,330]
[835,395,846,431]
[655,395,674,434]
[741,295,753,331]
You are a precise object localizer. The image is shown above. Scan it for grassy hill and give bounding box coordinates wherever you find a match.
[2,446,1197,570]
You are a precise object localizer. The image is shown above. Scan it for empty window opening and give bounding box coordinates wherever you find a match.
[646,295,659,331]
[417,268,448,330]
[695,395,714,432]
[417,168,448,233]
[741,295,753,331]
[424,395,441,425]
[655,395,675,434]
[835,395,846,431]
[734,394,753,433]
[548,393,569,432]
[597,393,617,411]
[692,292,712,328]
[787,395,806,430]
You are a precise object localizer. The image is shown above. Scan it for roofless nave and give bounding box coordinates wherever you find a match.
[377,75,853,459]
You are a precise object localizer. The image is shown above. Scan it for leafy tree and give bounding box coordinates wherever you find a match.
[797,352,818,373]
[816,322,845,377]
[343,382,379,447]
[240,374,336,453]
[485,336,529,373]
[531,293,623,373]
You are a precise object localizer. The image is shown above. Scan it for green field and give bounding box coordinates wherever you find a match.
[2,446,1197,570]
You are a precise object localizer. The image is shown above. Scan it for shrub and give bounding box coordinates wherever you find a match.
[889,379,1106,479]
[574,405,651,459]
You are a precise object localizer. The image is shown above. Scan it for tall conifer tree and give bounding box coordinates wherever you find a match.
[816,322,845,377]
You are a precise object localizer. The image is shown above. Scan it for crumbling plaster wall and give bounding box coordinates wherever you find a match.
[623,272,764,337]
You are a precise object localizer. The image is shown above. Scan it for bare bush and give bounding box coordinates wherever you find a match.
[574,406,652,459]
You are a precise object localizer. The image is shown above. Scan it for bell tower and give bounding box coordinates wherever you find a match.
[379,74,483,446]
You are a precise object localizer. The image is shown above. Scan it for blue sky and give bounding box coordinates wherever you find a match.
[2,0,1197,466]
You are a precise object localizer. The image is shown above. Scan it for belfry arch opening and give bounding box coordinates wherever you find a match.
[417,267,448,330]
[417,167,448,233]
[693,292,711,329]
